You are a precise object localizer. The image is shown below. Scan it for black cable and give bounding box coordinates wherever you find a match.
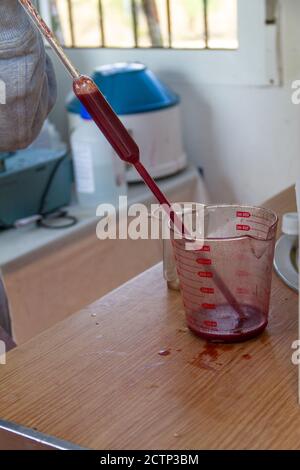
[37,154,78,229]
[37,210,77,230]
[38,154,67,215]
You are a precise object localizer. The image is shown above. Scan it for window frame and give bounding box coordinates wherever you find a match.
[40,0,280,86]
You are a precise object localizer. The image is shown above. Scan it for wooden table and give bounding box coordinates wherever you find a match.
[0,186,298,450]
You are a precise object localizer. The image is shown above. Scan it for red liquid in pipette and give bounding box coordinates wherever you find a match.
[74,76,181,228]
[74,76,170,204]
[74,77,139,165]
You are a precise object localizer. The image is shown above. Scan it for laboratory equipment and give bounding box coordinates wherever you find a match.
[66,62,186,182]
[171,204,278,342]
[0,147,72,228]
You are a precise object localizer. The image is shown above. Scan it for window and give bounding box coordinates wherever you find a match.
[38,0,238,50]
[38,0,280,86]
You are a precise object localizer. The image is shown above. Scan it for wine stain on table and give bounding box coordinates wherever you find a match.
[242,353,252,360]
[188,343,251,371]
[189,343,220,371]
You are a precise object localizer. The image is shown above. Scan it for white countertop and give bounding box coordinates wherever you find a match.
[0,166,207,270]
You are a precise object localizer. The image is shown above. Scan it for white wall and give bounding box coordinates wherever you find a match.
[49,0,300,205]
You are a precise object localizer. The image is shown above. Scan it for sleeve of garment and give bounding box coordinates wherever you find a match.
[0,0,57,152]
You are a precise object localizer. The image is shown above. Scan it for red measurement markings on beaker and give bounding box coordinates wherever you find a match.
[198,271,213,278]
[236,211,251,218]
[202,303,216,310]
[203,320,218,328]
[236,211,271,236]
[196,258,212,265]
[200,287,215,294]
[196,245,211,252]
[236,224,251,231]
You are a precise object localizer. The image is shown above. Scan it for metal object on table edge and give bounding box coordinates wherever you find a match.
[0,419,86,450]
[273,235,298,292]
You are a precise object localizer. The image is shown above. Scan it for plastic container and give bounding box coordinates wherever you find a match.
[71,106,127,208]
[171,204,278,342]
[67,63,186,182]
[66,62,179,126]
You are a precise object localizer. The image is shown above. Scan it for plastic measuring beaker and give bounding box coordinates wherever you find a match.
[171,204,278,342]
